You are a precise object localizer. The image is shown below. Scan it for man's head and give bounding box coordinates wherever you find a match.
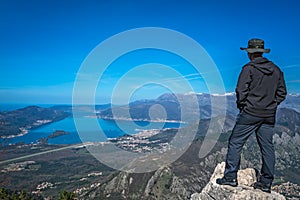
[240,38,270,61]
[247,52,263,60]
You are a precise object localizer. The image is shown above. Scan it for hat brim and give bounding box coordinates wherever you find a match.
[240,47,270,53]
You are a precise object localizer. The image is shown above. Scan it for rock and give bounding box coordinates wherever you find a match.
[169,175,191,199]
[191,162,286,200]
[272,181,300,198]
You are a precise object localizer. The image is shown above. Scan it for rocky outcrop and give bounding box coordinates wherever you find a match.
[191,162,286,200]
[272,182,300,199]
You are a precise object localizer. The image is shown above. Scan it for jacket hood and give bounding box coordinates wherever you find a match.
[250,57,274,75]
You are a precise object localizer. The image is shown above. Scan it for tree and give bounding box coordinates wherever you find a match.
[58,190,76,200]
[0,188,9,200]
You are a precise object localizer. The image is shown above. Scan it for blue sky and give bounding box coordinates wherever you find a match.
[0,0,300,104]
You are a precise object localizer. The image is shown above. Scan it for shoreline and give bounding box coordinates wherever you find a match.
[0,128,29,139]
[0,116,183,146]
[0,126,179,147]
[85,115,187,124]
[0,119,64,139]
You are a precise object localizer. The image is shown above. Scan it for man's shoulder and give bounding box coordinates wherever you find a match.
[261,57,282,71]
[241,63,253,70]
[243,58,283,72]
[267,61,283,73]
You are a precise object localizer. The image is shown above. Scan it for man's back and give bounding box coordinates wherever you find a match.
[236,57,286,117]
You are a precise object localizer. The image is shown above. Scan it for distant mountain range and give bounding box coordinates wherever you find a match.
[97,93,300,122]
[1,92,299,140]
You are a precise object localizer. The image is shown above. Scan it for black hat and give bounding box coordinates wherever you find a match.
[240,38,270,53]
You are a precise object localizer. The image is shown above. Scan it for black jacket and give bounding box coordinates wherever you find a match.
[236,57,287,117]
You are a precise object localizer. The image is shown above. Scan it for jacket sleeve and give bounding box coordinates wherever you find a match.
[235,65,252,110]
[275,70,287,105]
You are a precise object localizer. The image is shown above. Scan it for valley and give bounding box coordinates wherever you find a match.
[0,93,300,199]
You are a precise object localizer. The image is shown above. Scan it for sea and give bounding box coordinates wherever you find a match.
[0,104,183,146]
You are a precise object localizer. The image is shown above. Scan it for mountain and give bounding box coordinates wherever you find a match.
[275,108,300,137]
[77,108,300,199]
[0,94,299,199]
[280,94,300,113]
[97,93,300,122]
[98,93,238,122]
[0,106,70,138]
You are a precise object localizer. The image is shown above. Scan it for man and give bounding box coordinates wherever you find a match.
[216,38,287,193]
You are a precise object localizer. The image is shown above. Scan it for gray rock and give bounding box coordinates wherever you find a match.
[191,162,286,200]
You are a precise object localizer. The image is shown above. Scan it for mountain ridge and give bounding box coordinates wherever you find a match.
[97,93,300,122]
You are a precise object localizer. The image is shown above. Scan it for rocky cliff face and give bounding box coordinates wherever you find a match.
[191,162,286,200]
[78,131,300,199]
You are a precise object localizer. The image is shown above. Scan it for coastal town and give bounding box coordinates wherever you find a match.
[108,128,173,153]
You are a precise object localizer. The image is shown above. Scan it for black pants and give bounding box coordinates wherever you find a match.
[224,111,275,185]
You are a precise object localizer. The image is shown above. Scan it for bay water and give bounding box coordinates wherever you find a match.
[1,116,182,145]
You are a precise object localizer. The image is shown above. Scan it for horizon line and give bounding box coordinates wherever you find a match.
[0,92,299,107]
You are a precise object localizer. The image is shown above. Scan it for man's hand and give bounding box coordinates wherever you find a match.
[237,103,245,112]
